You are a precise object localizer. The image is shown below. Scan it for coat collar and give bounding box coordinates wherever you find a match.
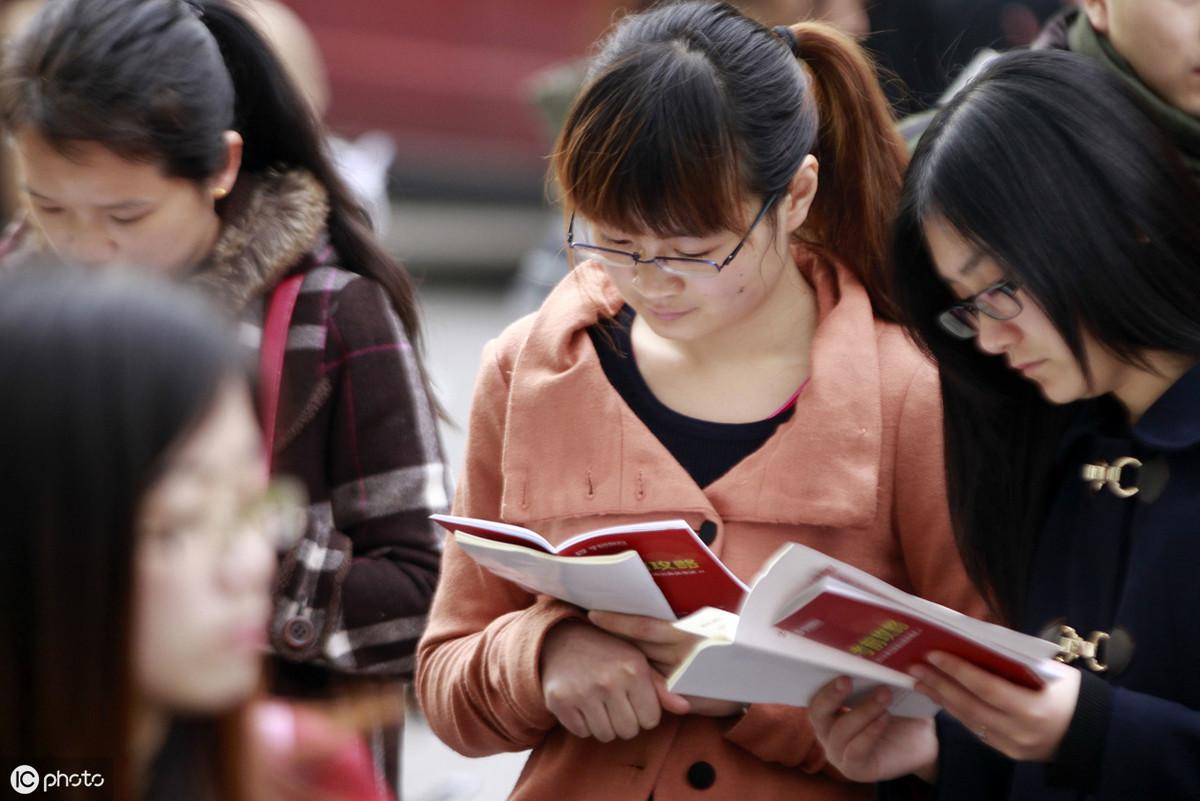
[1133,361,1200,452]
[499,247,884,528]
[1055,361,1200,456]
[189,168,329,312]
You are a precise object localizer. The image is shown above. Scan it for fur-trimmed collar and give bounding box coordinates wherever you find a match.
[191,168,330,311]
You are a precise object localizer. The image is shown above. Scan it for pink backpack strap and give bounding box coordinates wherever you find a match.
[260,273,305,473]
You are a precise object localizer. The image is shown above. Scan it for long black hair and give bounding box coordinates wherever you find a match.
[554,1,908,320]
[0,0,432,393]
[892,50,1200,622]
[0,267,251,800]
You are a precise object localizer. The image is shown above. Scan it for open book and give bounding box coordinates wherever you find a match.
[432,514,747,620]
[668,543,1063,717]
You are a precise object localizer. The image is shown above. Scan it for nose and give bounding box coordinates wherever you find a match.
[974,313,1019,356]
[631,260,684,298]
[219,525,276,597]
[63,226,118,267]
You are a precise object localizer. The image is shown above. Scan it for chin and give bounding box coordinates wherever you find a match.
[1034,381,1087,406]
[177,665,263,713]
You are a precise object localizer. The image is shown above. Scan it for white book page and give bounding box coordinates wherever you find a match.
[668,640,938,718]
[455,532,677,619]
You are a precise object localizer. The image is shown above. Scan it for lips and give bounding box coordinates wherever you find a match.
[646,306,693,321]
[1011,359,1045,374]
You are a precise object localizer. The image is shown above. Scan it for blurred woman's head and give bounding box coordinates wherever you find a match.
[553,0,906,333]
[0,267,276,797]
[895,49,1200,409]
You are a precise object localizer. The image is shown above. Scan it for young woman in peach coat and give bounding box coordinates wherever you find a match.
[417,4,985,800]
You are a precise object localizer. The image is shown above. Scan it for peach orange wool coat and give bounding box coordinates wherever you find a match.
[416,249,986,801]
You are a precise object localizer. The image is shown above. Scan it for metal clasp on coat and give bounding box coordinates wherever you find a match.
[1053,625,1110,672]
[1081,456,1142,498]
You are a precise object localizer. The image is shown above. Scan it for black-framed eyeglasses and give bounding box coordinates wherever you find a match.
[937,278,1024,339]
[566,193,779,279]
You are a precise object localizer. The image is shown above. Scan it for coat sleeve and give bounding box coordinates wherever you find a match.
[269,276,447,678]
[415,334,584,757]
[892,360,990,619]
[1047,675,1200,799]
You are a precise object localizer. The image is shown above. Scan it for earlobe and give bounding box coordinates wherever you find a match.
[782,155,820,233]
[1081,0,1110,34]
[211,130,244,199]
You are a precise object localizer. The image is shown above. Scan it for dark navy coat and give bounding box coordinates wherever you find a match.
[928,363,1200,800]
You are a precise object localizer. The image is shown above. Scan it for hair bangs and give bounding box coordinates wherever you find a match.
[554,41,747,238]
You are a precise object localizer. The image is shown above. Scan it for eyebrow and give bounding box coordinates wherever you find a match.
[24,186,154,211]
[958,249,987,277]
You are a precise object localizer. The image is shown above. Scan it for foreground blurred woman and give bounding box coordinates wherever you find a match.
[0,269,389,801]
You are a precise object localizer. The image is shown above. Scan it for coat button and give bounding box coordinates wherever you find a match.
[282,616,316,649]
[686,761,716,790]
[698,520,718,545]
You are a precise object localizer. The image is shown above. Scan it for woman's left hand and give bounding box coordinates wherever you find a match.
[910,652,1082,762]
[588,610,744,718]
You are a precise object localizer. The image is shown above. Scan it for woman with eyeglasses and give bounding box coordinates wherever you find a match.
[807,49,1200,800]
[416,4,984,800]
[0,268,393,801]
[0,1,447,791]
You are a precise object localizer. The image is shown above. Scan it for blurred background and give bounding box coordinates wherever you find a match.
[0,1,1076,798]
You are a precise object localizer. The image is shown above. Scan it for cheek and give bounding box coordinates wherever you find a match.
[133,563,258,711]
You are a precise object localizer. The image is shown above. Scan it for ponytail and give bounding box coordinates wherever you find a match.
[199,2,445,418]
[196,2,432,375]
[785,22,908,321]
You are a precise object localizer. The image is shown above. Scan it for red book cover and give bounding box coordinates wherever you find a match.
[775,586,1045,689]
[433,515,746,617]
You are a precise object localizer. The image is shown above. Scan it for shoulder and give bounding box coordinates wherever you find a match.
[874,320,941,418]
[290,257,410,345]
[487,312,538,375]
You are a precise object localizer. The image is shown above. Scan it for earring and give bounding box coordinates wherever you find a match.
[213,186,228,200]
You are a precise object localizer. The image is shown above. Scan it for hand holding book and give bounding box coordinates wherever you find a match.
[807,652,1082,782]
[587,610,745,719]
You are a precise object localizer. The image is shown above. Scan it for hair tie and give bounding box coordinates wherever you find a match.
[773,25,800,57]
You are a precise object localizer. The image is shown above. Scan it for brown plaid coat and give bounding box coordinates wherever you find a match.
[192,169,448,680]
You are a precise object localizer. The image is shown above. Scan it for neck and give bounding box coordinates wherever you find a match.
[668,253,818,368]
[190,210,224,273]
[131,703,170,793]
[1113,352,1198,423]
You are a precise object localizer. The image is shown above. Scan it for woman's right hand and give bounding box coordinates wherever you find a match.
[540,619,690,742]
[808,677,939,784]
